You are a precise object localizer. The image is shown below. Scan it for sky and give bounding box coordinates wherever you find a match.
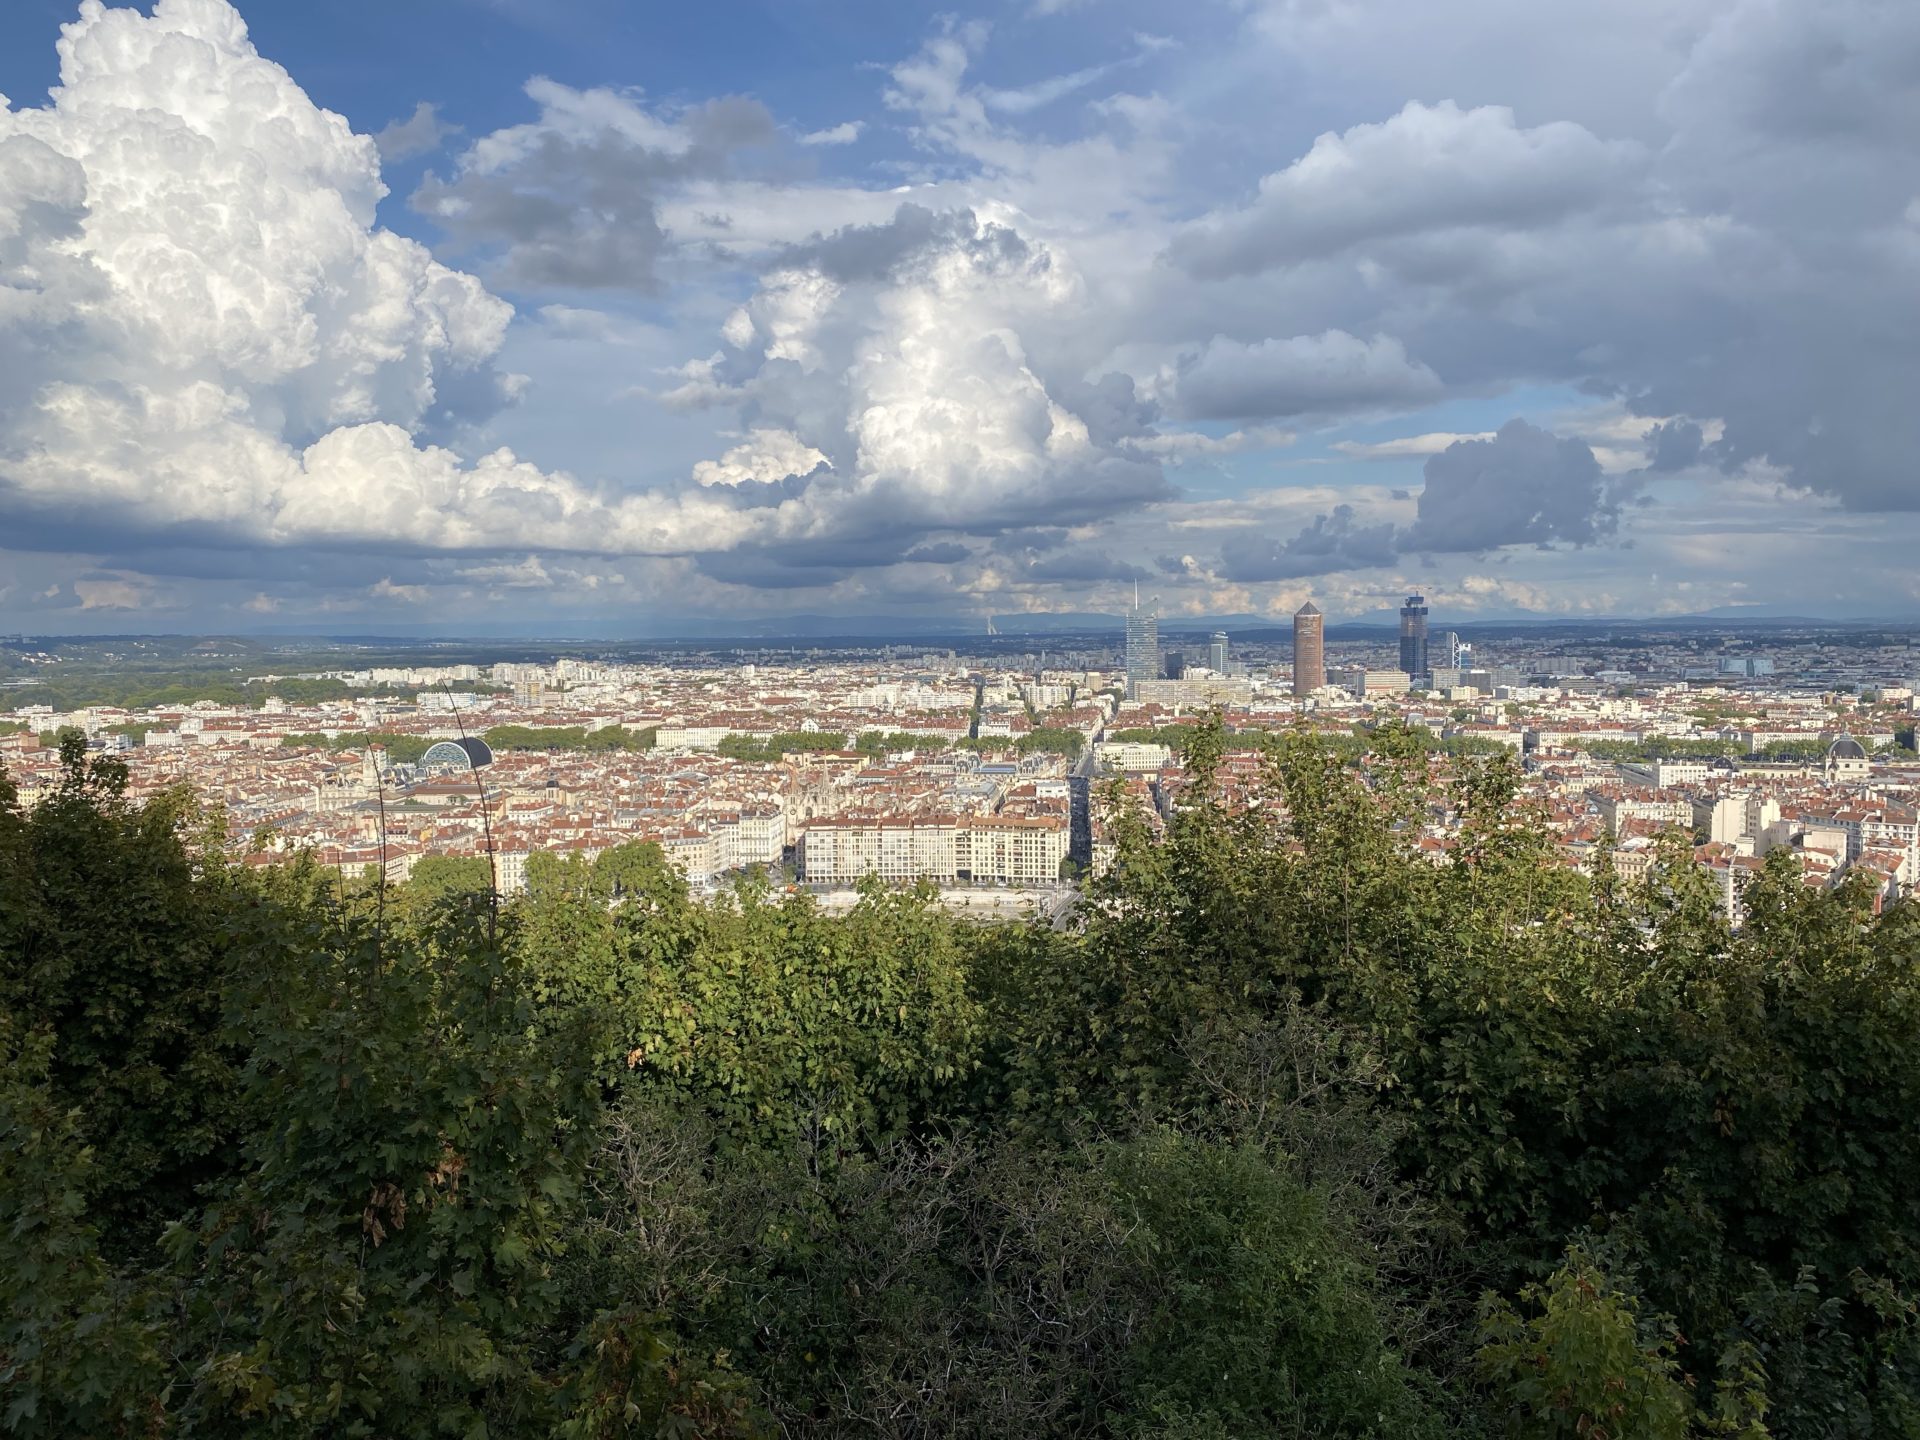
[1,0,1917,634]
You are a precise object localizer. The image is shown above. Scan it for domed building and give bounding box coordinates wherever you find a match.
[419,737,494,774]
[1823,733,1870,783]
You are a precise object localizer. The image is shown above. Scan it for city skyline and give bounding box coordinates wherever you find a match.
[2,0,1918,635]
[9,622,1915,909]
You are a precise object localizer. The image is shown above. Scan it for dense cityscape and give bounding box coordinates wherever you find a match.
[7,604,1917,921]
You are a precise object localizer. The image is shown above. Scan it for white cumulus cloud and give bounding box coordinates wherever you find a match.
[668,204,1169,559]
[691,429,831,487]
[799,121,864,146]
[0,0,774,563]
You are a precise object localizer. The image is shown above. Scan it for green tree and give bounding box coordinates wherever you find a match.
[1476,1249,1693,1440]
[1015,726,1085,759]
[0,1027,169,1439]
[714,731,847,762]
[404,853,495,903]
[0,734,242,1248]
[166,901,608,1437]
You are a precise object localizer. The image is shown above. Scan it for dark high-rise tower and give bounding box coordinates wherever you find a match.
[1399,594,1429,679]
[1293,601,1325,696]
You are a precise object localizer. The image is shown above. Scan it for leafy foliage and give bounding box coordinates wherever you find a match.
[1475,1249,1695,1440]
[1015,725,1085,758]
[0,735,241,1247]
[481,724,657,753]
[713,731,847,761]
[8,713,1920,1435]
[0,1027,169,1439]
[852,729,951,755]
[161,900,606,1436]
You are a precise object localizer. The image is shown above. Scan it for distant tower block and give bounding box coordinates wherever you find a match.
[1398,594,1429,679]
[1124,583,1160,699]
[1293,601,1325,696]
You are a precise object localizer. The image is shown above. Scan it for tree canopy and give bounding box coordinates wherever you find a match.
[482,724,657,754]
[5,717,1920,1436]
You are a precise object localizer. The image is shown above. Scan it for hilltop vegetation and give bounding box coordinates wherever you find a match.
[5,721,1920,1436]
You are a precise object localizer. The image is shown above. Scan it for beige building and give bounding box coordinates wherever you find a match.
[799,817,959,885]
[957,815,1069,885]
[1340,669,1412,697]
[798,812,1068,887]
[700,805,786,870]
[1094,740,1173,773]
[1132,677,1253,707]
[1619,759,1714,789]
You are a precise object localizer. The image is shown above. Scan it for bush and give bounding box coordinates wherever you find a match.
[1476,1250,1693,1440]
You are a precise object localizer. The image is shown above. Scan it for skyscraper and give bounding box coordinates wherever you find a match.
[1399,594,1429,680]
[1124,586,1159,699]
[1208,631,1229,674]
[1293,601,1324,696]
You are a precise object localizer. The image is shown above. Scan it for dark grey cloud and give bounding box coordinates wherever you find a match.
[1052,371,1158,447]
[87,544,419,587]
[414,95,780,290]
[773,203,1035,284]
[693,551,852,589]
[989,527,1071,556]
[1165,331,1442,421]
[373,102,458,162]
[1643,419,1705,472]
[1216,504,1400,581]
[685,525,985,590]
[1214,420,1621,581]
[1404,420,1611,553]
[1656,0,1920,223]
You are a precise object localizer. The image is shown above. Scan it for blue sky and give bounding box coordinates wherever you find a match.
[1,0,1916,632]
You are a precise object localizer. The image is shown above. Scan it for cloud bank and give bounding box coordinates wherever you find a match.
[3,0,1918,628]
[0,6,1161,590]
